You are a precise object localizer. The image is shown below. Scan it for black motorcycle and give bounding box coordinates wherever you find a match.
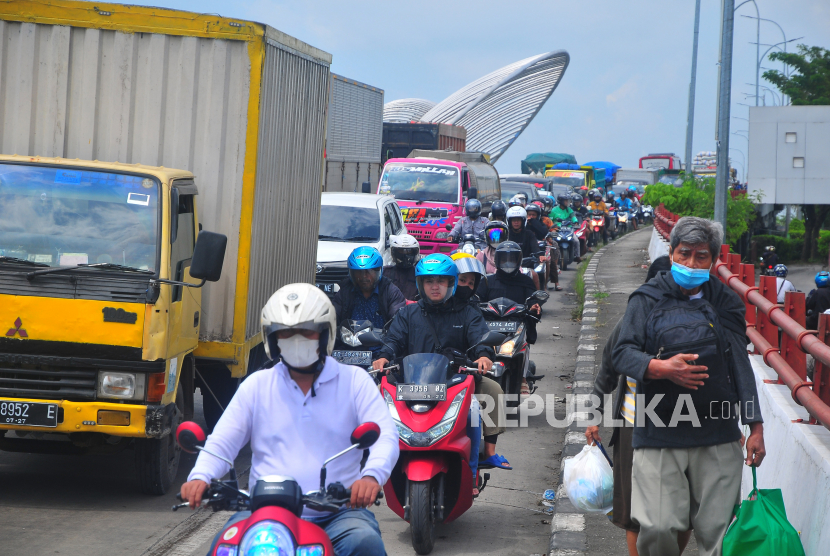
[333,319,385,381]
[479,291,549,407]
[552,221,578,271]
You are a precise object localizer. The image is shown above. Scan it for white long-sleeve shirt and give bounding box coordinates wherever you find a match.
[776,277,797,303]
[187,357,399,516]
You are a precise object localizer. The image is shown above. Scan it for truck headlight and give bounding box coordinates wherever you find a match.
[98,372,145,400]
[435,232,449,240]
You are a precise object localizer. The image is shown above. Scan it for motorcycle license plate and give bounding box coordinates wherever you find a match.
[488,321,519,333]
[315,282,334,293]
[396,383,447,401]
[0,399,58,427]
[331,350,373,366]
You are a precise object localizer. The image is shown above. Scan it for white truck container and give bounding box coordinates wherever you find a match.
[324,74,384,193]
[0,0,332,439]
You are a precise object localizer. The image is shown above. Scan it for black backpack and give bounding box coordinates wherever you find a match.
[640,290,739,418]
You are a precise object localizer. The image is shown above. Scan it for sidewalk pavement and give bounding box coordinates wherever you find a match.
[548,228,700,556]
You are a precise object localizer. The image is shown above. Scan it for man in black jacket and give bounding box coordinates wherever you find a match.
[612,217,765,556]
[383,234,420,300]
[372,254,512,479]
[806,271,830,330]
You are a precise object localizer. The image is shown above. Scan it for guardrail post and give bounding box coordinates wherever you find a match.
[757,275,780,367]
[814,313,830,425]
[740,263,756,329]
[781,291,807,381]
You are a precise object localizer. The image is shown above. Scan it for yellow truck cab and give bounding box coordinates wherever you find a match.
[0,156,226,492]
[544,164,599,192]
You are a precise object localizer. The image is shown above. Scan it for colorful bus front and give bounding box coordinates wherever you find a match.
[378,158,467,255]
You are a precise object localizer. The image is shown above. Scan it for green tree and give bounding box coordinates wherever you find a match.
[763,45,830,105]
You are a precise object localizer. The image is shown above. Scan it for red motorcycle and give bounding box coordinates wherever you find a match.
[172,420,382,556]
[379,351,503,555]
[590,209,606,246]
[573,215,589,256]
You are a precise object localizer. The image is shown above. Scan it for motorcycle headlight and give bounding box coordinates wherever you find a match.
[215,546,237,556]
[499,340,516,356]
[424,388,466,445]
[383,390,416,444]
[238,521,295,556]
[340,326,362,347]
[462,244,476,255]
[297,545,325,556]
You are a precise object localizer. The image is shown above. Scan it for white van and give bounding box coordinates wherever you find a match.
[316,193,405,295]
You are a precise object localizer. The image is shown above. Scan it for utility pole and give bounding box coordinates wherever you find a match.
[715,0,735,231]
[684,0,702,174]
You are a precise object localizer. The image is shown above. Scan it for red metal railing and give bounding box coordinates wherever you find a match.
[654,204,830,430]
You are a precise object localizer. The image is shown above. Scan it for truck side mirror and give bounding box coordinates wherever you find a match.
[362,181,371,194]
[467,187,478,200]
[190,231,227,282]
[170,188,180,244]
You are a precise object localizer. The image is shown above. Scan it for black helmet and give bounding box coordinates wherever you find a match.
[494,241,523,276]
[571,193,583,206]
[526,203,541,218]
[508,194,525,208]
[484,221,509,249]
[556,192,571,206]
[465,198,482,220]
[540,196,554,215]
[490,200,507,221]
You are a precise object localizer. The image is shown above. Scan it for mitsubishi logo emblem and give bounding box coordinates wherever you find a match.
[6,318,27,338]
[316,264,324,274]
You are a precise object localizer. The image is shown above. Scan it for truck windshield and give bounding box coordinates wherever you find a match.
[318,205,380,242]
[550,176,584,187]
[0,164,159,271]
[380,163,460,204]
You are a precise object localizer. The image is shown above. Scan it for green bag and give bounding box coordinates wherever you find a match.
[722,467,805,556]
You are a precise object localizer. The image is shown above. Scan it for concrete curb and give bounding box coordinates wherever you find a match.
[548,232,640,556]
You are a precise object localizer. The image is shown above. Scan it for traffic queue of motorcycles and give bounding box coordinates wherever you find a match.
[170,186,652,556]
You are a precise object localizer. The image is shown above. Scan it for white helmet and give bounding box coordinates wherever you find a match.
[389,234,420,267]
[506,206,527,228]
[261,283,336,361]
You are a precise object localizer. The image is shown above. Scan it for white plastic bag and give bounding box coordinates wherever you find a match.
[563,444,614,513]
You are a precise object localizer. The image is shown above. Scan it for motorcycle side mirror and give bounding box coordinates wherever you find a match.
[356,329,384,347]
[479,330,507,347]
[350,422,381,450]
[532,290,550,303]
[446,223,453,231]
[176,421,206,454]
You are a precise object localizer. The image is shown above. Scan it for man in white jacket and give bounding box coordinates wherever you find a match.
[180,283,399,556]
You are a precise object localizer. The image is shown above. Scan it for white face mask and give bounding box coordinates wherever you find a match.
[278,335,320,368]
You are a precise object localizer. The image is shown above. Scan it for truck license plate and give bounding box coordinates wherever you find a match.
[331,350,373,366]
[396,383,447,402]
[0,400,59,427]
[315,282,334,293]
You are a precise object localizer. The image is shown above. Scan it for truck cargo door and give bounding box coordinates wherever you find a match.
[168,189,200,361]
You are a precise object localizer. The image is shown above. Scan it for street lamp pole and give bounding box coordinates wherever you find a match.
[715,0,736,230]
[742,14,789,104]
[735,1,761,106]
[684,0,702,174]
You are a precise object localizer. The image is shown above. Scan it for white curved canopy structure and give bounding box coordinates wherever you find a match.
[382,98,436,123]
[420,51,570,163]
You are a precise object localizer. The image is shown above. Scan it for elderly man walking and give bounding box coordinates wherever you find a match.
[612,217,766,556]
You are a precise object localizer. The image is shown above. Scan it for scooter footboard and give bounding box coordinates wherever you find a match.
[403,452,449,482]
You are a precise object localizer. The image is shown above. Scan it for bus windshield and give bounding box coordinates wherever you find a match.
[379,163,460,204]
[0,163,160,271]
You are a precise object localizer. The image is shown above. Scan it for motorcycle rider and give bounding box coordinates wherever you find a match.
[509,193,528,208]
[571,193,591,254]
[332,246,406,337]
[372,255,513,485]
[550,193,582,263]
[477,221,509,274]
[476,242,543,396]
[449,198,489,249]
[760,245,778,274]
[539,197,556,230]
[619,190,638,230]
[525,202,549,241]
[180,283,400,556]
[506,205,542,289]
[587,190,610,245]
[806,271,830,330]
[773,264,797,304]
[489,199,508,223]
[384,234,420,300]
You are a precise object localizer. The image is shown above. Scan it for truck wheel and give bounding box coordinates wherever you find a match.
[410,480,436,555]
[135,388,183,495]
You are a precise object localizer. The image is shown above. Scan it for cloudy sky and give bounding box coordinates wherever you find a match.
[131,0,830,177]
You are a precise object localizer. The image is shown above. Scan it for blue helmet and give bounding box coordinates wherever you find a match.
[348,246,383,290]
[816,271,830,288]
[628,185,637,192]
[415,254,458,304]
[773,264,788,278]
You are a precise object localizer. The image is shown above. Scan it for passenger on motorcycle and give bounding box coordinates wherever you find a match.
[489,199,508,223]
[606,190,618,208]
[572,194,591,255]
[525,202,549,241]
[539,197,556,230]
[506,205,542,289]
[449,198,489,249]
[332,247,406,344]
[476,242,544,393]
[509,193,528,208]
[371,255,513,484]
[773,264,797,304]
[384,234,420,300]
[181,283,400,556]
[477,221,509,274]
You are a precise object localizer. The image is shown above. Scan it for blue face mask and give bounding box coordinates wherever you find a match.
[671,260,711,290]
